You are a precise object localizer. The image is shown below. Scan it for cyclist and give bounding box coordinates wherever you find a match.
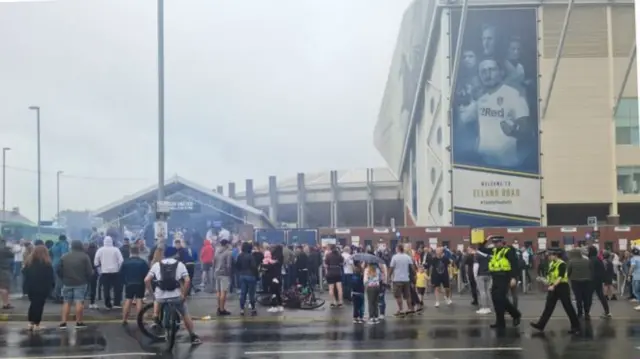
[144,246,202,345]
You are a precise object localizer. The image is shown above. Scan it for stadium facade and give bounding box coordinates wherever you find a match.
[229,168,404,229]
[374,0,639,227]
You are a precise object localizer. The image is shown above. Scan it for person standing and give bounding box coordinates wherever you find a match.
[473,236,521,329]
[341,247,354,301]
[628,248,640,310]
[264,245,284,313]
[389,244,414,317]
[0,239,14,309]
[324,245,344,308]
[567,248,593,319]
[213,239,232,316]
[119,246,149,325]
[199,239,214,290]
[427,247,452,308]
[350,264,365,323]
[530,248,580,334]
[94,236,124,310]
[57,240,93,329]
[85,242,99,309]
[51,235,70,302]
[588,245,611,317]
[474,242,492,315]
[236,242,258,316]
[22,245,55,331]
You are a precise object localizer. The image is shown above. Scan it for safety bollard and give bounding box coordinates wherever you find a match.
[318,266,324,293]
[522,269,528,294]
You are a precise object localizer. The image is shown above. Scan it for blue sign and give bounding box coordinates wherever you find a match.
[288,229,318,246]
[254,229,286,245]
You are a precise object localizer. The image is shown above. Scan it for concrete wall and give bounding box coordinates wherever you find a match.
[540,4,638,211]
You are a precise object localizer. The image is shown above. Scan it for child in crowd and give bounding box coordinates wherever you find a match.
[416,266,428,307]
[351,263,365,323]
[364,263,382,325]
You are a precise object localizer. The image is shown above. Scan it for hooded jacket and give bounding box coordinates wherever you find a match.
[214,245,232,277]
[567,249,591,281]
[200,240,214,264]
[588,246,605,283]
[51,239,69,268]
[94,236,124,274]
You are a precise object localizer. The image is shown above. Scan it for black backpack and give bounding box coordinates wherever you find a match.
[158,261,180,291]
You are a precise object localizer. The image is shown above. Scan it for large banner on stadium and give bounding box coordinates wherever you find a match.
[450,7,541,227]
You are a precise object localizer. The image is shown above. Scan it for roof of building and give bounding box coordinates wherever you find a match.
[0,209,36,226]
[92,175,270,223]
[244,167,399,194]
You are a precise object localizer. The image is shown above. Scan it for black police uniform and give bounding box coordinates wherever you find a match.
[531,249,580,334]
[481,240,522,328]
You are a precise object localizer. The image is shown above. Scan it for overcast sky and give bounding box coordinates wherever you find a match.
[0,0,410,221]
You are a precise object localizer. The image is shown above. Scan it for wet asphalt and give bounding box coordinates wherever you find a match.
[2,313,640,359]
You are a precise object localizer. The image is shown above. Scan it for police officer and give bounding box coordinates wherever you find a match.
[472,235,521,329]
[530,248,580,334]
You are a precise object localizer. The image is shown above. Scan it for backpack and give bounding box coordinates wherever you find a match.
[158,261,180,291]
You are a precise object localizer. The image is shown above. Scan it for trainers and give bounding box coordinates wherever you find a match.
[239,309,245,316]
[58,323,67,330]
[434,301,440,308]
[190,334,202,345]
[353,318,360,324]
[446,298,453,305]
[267,307,278,313]
[276,306,284,312]
[76,322,87,329]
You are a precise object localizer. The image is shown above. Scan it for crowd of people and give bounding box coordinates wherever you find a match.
[0,231,639,340]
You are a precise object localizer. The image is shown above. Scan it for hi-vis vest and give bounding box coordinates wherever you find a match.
[489,247,512,272]
[547,259,568,284]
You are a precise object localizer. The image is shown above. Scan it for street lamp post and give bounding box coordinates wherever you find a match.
[28,106,41,237]
[56,170,63,221]
[157,0,165,202]
[2,147,10,223]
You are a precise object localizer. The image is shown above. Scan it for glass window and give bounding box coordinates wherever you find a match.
[615,98,640,146]
[617,166,640,194]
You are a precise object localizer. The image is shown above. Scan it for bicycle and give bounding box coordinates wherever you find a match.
[137,300,182,351]
[257,283,325,310]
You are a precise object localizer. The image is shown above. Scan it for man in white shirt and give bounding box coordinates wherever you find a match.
[94,236,123,309]
[459,58,531,168]
[144,248,201,345]
[342,247,354,299]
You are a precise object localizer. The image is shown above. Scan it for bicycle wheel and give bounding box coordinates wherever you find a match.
[166,308,179,351]
[299,294,325,310]
[137,302,164,340]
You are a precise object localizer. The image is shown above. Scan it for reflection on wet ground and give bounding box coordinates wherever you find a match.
[2,318,640,358]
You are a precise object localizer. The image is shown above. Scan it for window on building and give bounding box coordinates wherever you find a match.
[615,98,640,146]
[617,166,640,194]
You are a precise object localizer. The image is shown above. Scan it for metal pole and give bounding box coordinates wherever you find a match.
[541,0,575,119]
[448,0,471,110]
[157,0,165,202]
[29,106,41,237]
[1,147,9,223]
[613,43,637,116]
[56,171,63,220]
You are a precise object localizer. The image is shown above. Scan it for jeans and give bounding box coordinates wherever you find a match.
[476,275,492,308]
[239,275,257,310]
[378,284,387,316]
[352,293,364,318]
[632,280,640,302]
[342,273,352,300]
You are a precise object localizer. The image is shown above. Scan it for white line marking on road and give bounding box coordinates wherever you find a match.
[3,353,157,359]
[245,347,523,355]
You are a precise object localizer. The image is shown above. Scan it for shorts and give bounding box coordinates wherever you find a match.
[157,297,189,317]
[216,276,230,293]
[431,274,450,289]
[62,285,87,303]
[202,263,213,272]
[392,282,411,299]
[125,284,145,300]
[417,287,426,295]
[326,276,342,285]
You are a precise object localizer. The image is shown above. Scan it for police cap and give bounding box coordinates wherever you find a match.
[488,235,505,243]
[546,247,563,255]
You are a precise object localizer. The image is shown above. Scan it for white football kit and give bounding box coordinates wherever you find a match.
[476,84,529,167]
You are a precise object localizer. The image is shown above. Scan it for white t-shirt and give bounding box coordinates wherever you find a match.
[342,253,354,274]
[13,245,24,262]
[148,258,189,300]
[476,84,529,167]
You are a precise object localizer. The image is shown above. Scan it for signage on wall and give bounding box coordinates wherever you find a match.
[507,228,523,233]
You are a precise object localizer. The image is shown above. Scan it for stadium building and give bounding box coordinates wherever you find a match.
[374,0,639,227]
[228,168,404,229]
